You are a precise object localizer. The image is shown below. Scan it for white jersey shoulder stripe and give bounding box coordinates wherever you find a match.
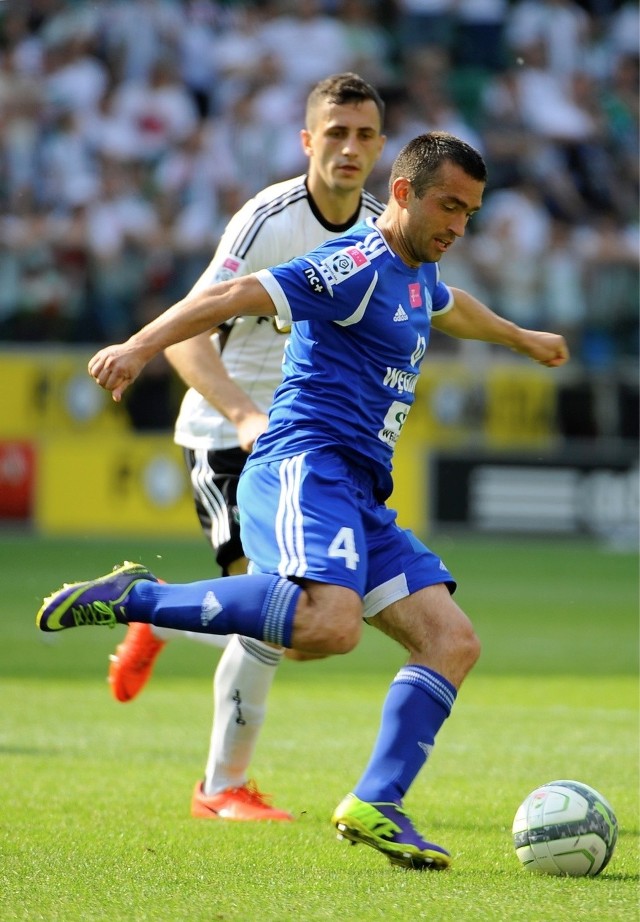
[231,182,309,258]
[361,189,385,216]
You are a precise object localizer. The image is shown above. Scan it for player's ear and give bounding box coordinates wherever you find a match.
[300,129,312,157]
[391,177,411,208]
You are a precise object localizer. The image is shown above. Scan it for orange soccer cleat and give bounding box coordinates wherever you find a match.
[191,780,294,822]
[108,622,166,702]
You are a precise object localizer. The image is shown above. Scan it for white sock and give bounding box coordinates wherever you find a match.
[150,625,231,649]
[204,634,283,794]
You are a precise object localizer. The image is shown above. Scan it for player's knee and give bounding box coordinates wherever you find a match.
[294,583,362,655]
[323,619,362,655]
[451,613,481,672]
[291,604,362,656]
[462,623,482,670]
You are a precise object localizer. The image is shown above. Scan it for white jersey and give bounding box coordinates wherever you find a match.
[173,175,384,451]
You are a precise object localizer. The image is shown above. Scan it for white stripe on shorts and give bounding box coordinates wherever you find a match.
[275,454,307,578]
[363,572,409,620]
[192,448,230,549]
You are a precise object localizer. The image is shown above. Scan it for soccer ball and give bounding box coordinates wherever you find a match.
[512,780,618,877]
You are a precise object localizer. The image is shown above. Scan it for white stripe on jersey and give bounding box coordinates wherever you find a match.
[335,272,379,327]
[275,454,307,578]
[362,226,390,260]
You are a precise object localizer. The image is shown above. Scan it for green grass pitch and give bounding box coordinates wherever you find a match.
[1,531,637,921]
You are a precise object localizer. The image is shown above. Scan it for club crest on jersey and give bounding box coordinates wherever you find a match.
[321,245,370,285]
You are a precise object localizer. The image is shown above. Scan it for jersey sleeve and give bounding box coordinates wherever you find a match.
[431,263,454,316]
[255,245,379,328]
[255,268,293,326]
[432,279,454,315]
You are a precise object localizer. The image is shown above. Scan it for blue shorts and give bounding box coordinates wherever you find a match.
[238,449,456,619]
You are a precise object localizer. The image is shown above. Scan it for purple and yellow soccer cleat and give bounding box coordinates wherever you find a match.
[37,561,157,632]
[332,793,451,870]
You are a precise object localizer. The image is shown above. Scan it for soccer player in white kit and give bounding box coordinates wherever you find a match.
[107,73,387,821]
[39,131,569,869]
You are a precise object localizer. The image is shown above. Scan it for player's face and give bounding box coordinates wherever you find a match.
[302,100,385,193]
[400,162,484,265]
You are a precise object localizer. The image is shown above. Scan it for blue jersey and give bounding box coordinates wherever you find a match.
[247,217,453,499]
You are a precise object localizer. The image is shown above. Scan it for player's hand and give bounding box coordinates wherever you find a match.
[517,331,570,368]
[236,411,269,452]
[88,344,147,402]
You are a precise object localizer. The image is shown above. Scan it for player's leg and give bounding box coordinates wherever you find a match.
[332,517,481,869]
[344,584,479,794]
[37,453,365,652]
[192,525,293,818]
[196,554,288,819]
[37,559,361,654]
[191,632,293,820]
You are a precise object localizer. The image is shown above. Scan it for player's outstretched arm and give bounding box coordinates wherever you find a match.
[433,287,570,368]
[88,276,275,402]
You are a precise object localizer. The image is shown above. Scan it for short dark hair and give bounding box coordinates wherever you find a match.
[390,132,487,197]
[306,72,385,130]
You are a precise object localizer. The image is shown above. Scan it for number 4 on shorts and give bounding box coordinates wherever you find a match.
[328,527,360,570]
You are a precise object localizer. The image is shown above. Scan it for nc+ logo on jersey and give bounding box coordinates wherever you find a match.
[303,264,325,294]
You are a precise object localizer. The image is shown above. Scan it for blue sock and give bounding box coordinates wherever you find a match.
[353,665,457,804]
[129,574,301,648]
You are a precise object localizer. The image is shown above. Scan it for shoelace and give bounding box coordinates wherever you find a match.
[233,782,273,806]
[71,600,118,628]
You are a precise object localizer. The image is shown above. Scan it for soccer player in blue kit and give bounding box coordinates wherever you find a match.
[38,132,569,870]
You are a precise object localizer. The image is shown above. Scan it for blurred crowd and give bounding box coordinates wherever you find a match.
[0,0,637,373]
